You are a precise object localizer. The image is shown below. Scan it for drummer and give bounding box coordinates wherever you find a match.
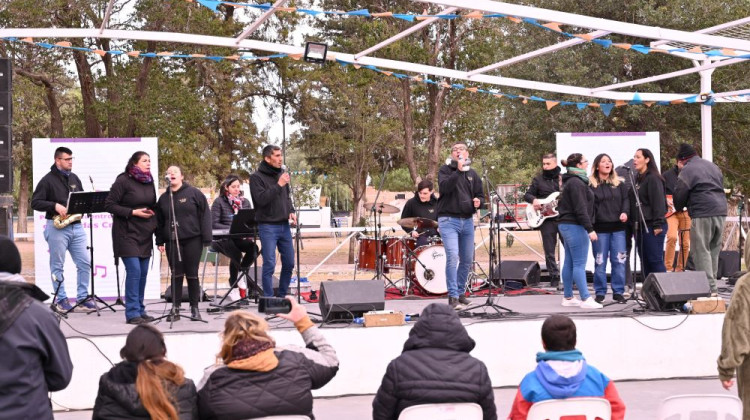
[400,179,439,247]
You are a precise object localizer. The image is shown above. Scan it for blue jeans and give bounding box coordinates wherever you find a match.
[258,223,295,297]
[122,257,150,320]
[43,220,90,302]
[558,223,591,300]
[592,230,627,295]
[438,217,474,298]
[636,223,667,280]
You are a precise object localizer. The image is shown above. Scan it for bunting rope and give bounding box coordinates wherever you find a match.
[1,36,714,116]
[189,1,750,61]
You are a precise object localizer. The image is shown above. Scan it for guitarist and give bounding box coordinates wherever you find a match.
[662,159,691,272]
[524,153,562,287]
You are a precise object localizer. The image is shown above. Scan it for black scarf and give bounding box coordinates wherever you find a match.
[542,166,561,180]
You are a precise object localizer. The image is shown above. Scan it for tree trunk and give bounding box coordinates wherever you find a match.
[71,50,102,137]
[347,175,367,264]
[16,165,29,233]
[99,38,121,137]
[126,44,156,137]
[400,79,418,186]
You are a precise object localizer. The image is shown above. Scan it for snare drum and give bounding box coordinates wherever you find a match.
[410,244,448,295]
[357,237,383,271]
[384,237,417,269]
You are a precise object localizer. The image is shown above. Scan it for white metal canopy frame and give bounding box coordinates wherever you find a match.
[2,0,749,160]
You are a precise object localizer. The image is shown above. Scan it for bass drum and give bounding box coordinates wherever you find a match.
[411,244,448,295]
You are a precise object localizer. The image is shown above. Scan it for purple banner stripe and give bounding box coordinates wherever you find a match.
[50,138,142,143]
[570,132,646,137]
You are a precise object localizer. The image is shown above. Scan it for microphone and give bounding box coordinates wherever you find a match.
[164,173,171,182]
[281,164,287,173]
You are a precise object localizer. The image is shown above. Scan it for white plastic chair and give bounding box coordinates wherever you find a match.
[657,394,742,420]
[527,397,611,420]
[398,403,483,420]
[248,416,311,420]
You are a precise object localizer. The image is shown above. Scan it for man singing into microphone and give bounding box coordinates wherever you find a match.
[250,145,297,297]
[438,142,484,310]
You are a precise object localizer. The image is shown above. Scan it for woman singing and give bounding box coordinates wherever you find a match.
[589,153,629,304]
[211,174,258,298]
[105,151,158,325]
[556,153,601,309]
[156,166,212,321]
[631,148,667,279]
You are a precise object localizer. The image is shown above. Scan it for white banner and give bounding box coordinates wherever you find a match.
[32,138,161,301]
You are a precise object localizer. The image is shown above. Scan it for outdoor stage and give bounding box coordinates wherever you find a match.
[51,284,728,411]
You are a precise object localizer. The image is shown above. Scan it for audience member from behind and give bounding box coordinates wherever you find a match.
[198,297,339,419]
[0,236,73,419]
[373,303,496,420]
[717,244,750,415]
[508,315,625,420]
[93,324,198,419]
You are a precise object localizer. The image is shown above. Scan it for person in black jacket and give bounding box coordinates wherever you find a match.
[662,161,691,272]
[156,166,212,321]
[372,302,496,420]
[93,324,198,419]
[197,298,339,419]
[631,148,667,280]
[589,153,629,303]
[557,153,601,309]
[30,146,94,312]
[105,151,158,325]
[250,145,296,297]
[400,179,439,247]
[437,142,484,309]
[0,237,73,420]
[211,174,258,298]
[524,153,563,286]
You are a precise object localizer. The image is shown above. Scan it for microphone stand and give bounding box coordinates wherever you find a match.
[370,155,394,288]
[113,257,125,307]
[460,169,514,315]
[286,166,303,303]
[616,167,648,308]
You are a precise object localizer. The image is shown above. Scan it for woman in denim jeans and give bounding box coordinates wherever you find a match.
[631,148,667,280]
[589,154,629,304]
[556,153,602,309]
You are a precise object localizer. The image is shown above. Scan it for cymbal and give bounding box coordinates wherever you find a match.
[398,217,438,230]
[363,202,401,214]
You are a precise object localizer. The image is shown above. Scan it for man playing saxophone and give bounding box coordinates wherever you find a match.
[31,146,95,312]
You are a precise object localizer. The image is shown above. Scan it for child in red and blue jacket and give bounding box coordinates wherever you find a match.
[508,315,625,420]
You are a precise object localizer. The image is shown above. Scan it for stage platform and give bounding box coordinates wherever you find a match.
[51,282,732,412]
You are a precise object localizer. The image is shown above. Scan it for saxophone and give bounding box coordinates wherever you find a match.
[53,176,90,229]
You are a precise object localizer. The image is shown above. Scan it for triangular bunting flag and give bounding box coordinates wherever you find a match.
[576,103,587,110]
[688,46,703,54]
[630,45,651,54]
[720,48,736,56]
[157,51,174,56]
[588,103,600,108]
[196,0,222,12]
[288,53,303,60]
[600,103,614,116]
[493,93,504,98]
[298,9,322,16]
[644,102,655,107]
[613,43,631,50]
[615,100,627,107]
[93,49,107,56]
[574,33,594,41]
[592,39,612,48]
[21,37,33,42]
[55,41,72,47]
[630,92,642,105]
[670,99,686,104]
[393,14,416,22]
[372,12,393,17]
[542,22,562,32]
[465,87,478,93]
[545,101,559,110]
[346,9,370,16]
[126,51,141,57]
[507,16,521,23]
[464,11,484,19]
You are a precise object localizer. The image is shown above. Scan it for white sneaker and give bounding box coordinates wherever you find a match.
[581,297,603,309]
[561,297,582,307]
[622,286,632,299]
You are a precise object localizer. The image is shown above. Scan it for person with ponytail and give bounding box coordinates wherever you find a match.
[630,148,668,280]
[211,174,258,298]
[556,153,602,309]
[93,324,197,419]
[197,298,339,419]
[105,151,158,325]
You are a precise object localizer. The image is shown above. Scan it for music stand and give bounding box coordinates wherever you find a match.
[210,209,263,309]
[65,191,117,315]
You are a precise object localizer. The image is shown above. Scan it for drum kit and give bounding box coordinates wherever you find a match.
[355,204,448,296]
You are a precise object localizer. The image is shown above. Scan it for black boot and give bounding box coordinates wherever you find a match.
[190,305,202,321]
[167,306,181,322]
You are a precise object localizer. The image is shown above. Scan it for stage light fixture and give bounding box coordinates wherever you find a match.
[304,42,328,64]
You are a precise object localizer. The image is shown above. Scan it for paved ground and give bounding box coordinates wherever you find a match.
[54,377,733,419]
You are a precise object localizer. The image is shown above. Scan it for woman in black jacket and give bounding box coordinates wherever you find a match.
[589,153,629,303]
[372,303,496,419]
[631,148,667,279]
[156,166,212,321]
[197,298,339,419]
[556,153,601,309]
[211,174,258,298]
[105,151,158,325]
[93,324,198,419]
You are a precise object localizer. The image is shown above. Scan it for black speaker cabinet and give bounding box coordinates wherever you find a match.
[0,58,10,92]
[642,271,711,311]
[0,207,9,237]
[494,260,541,286]
[318,280,385,321]
[0,125,9,159]
[718,250,740,279]
[0,93,9,126]
[0,158,10,194]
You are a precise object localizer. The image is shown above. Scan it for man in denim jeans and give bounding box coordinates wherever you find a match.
[31,146,95,312]
[437,142,484,309]
[250,145,297,297]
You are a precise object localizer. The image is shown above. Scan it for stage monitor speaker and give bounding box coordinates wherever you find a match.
[0,158,10,194]
[641,271,711,311]
[718,250,740,279]
[494,260,540,287]
[0,126,9,159]
[318,280,384,321]
[0,58,10,92]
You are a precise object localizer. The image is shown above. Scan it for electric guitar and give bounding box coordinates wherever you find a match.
[525,192,560,228]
